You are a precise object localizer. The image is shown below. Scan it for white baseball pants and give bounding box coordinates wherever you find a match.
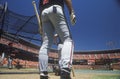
[39,5,74,72]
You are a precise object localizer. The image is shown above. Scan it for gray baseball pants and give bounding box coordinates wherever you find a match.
[39,5,74,72]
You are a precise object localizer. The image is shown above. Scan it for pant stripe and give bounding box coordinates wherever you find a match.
[68,42,74,68]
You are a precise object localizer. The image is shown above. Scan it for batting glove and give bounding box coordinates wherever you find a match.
[70,11,76,26]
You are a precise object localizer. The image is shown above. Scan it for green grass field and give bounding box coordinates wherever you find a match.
[92,75,120,79]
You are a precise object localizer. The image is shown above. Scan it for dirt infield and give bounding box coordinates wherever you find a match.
[0,69,120,79]
[0,73,98,79]
[0,74,89,79]
[0,73,120,79]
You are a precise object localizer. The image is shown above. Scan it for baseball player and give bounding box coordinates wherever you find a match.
[0,52,5,64]
[38,0,76,79]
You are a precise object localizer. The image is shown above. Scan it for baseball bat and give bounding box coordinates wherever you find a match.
[32,1,42,34]
[71,66,75,77]
[4,2,8,13]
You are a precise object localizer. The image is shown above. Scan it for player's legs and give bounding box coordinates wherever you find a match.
[39,9,54,79]
[58,44,63,61]
[49,5,74,79]
[57,44,63,75]
[60,41,74,79]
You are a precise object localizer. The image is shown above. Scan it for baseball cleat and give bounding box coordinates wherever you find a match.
[60,68,71,79]
[40,71,49,79]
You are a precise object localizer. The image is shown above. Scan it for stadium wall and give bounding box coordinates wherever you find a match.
[0,34,120,70]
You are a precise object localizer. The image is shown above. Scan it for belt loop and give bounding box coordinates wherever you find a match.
[53,6,57,13]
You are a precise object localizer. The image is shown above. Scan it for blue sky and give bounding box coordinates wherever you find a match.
[1,0,120,51]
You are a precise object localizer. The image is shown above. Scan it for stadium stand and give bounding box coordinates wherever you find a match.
[0,34,120,70]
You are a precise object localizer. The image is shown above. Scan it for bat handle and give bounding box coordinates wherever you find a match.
[32,1,42,35]
[32,1,35,5]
